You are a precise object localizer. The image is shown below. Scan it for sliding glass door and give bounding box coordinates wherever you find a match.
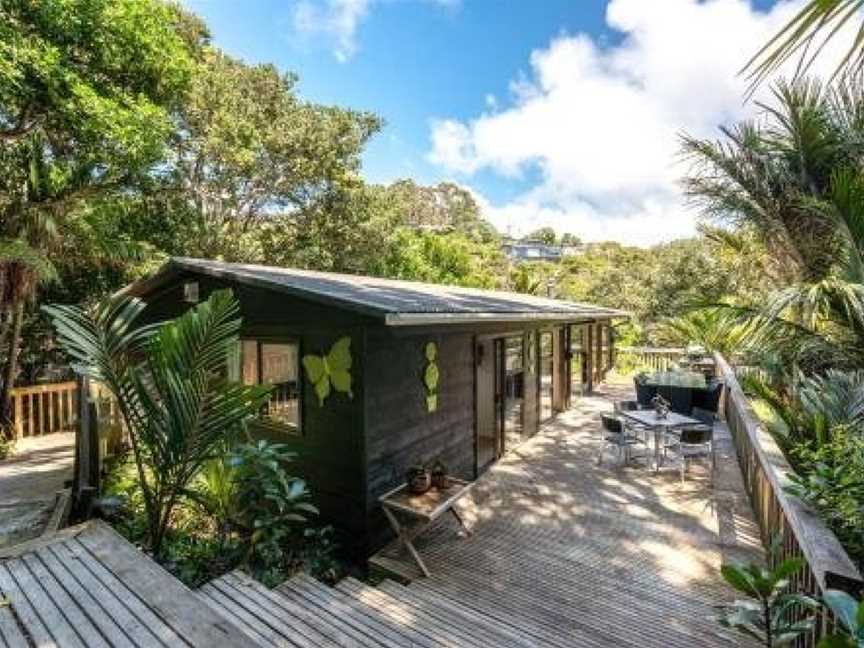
[539,330,554,421]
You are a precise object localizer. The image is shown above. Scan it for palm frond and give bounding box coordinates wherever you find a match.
[743,0,864,93]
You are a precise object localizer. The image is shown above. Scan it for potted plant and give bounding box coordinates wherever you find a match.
[430,460,449,490]
[406,462,432,494]
[651,394,671,419]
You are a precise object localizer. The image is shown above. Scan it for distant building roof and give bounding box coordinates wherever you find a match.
[502,241,564,262]
[127,257,626,326]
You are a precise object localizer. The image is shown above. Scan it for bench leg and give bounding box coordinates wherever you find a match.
[450,506,472,537]
[382,506,432,577]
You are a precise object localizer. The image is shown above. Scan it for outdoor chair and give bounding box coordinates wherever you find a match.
[598,414,646,467]
[664,385,693,416]
[634,377,657,409]
[666,425,714,483]
[692,379,724,414]
[615,400,649,440]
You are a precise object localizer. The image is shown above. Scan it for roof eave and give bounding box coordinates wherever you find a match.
[384,311,626,326]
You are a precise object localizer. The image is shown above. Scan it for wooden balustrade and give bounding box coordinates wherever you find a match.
[616,346,686,372]
[715,352,863,646]
[10,381,78,439]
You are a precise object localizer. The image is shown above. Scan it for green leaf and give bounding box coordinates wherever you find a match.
[824,590,861,634]
[425,341,437,362]
[424,363,440,392]
[427,394,438,412]
[721,564,759,597]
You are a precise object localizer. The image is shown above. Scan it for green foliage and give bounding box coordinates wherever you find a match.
[716,540,819,646]
[228,441,319,582]
[655,307,753,356]
[743,1,864,91]
[819,590,864,647]
[302,336,353,406]
[44,289,272,555]
[785,426,864,563]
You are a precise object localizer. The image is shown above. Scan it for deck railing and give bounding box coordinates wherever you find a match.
[10,381,78,439]
[715,352,863,645]
[616,346,686,372]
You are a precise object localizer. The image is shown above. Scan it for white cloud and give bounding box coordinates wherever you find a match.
[428,0,856,245]
[292,0,371,63]
[292,0,460,62]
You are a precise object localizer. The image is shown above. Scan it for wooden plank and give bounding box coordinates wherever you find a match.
[336,577,487,648]
[74,521,249,647]
[376,580,536,648]
[197,584,280,647]
[290,573,442,648]
[19,552,112,648]
[206,573,337,648]
[48,540,170,647]
[34,544,138,647]
[276,576,406,648]
[0,602,29,648]
[0,562,57,647]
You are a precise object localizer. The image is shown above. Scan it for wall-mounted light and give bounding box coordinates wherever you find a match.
[183,281,199,303]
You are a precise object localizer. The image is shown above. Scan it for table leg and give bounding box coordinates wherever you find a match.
[654,428,662,473]
[450,506,472,536]
[382,506,432,578]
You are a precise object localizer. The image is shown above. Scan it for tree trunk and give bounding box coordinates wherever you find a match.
[0,300,24,438]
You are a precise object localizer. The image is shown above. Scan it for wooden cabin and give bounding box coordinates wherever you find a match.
[126,258,625,557]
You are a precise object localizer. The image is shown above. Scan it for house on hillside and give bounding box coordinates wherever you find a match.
[502,239,565,262]
[125,258,625,556]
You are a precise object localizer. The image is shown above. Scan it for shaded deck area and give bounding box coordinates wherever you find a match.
[370,381,764,647]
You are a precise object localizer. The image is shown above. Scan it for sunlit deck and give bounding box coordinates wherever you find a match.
[370,380,763,647]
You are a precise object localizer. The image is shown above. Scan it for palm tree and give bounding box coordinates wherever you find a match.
[44,289,271,555]
[682,77,864,373]
[745,0,864,91]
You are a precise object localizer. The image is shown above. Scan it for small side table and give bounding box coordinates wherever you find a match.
[379,477,475,577]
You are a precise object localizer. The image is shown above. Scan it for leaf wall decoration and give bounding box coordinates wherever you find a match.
[424,341,439,412]
[302,336,353,406]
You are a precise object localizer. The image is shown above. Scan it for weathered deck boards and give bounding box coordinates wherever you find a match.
[0,520,251,647]
[370,381,764,647]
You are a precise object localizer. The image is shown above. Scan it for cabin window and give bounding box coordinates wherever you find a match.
[229,339,302,434]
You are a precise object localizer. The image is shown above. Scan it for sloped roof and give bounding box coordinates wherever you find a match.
[128,257,626,326]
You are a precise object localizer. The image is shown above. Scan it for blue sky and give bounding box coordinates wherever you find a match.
[182,0,828,244]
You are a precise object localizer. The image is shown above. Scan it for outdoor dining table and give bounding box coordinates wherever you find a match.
[379,477,475,577]
[620,409,702,473]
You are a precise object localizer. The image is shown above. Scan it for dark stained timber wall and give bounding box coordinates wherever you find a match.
[136,272,372,557]
[363,327,476,553]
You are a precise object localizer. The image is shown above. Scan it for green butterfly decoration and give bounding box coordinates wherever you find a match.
[424,341,439,412]
[302,336,353,406]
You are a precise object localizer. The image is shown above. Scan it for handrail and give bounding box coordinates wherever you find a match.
[9,381,78,439]
[616,346,686,372]
[715,352,862,644]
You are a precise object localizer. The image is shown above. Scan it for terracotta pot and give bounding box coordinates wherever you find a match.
[431,471,450,490]
[407,470,432,494]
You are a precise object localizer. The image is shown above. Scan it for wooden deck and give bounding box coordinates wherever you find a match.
[370,381,764,647]
[0,520,251,647]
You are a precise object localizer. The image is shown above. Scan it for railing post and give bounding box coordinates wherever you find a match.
[73,376,101,519]
[13,393,23,439]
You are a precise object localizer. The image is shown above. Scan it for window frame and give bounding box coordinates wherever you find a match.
[238,336,304,436]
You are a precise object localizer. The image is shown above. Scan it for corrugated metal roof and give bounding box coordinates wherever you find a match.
[129,257,626,325]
